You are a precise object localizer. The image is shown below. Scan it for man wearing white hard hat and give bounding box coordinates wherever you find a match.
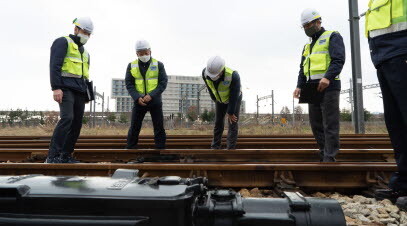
[293,9,345,162]
[125,40,168,149]
[363,0,407,206]
[46,17,94,163]
[202,56,242,149]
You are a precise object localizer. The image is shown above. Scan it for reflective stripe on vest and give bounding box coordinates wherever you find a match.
[366,0,407,37]
[205,67,234,104]
[130,58,159,95]
[61,36,90,79]
[302,31,340,81]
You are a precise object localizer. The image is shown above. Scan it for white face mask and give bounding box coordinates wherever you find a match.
[138,55,151,63]
[210,73,222,81]
[77,33,90,45]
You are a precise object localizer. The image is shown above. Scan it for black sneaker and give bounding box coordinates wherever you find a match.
[60,155,80,163]
[322,157,336,162]
[396,196,407,211]
[374,188,407,203]
[44,156,62,163]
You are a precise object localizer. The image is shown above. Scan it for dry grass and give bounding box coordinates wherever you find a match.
[0,122,388,136]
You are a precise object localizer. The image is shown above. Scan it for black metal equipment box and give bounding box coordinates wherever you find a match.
[0,169,346,226]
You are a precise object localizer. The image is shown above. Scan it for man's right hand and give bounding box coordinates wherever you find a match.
[138,97,147,106]
[293,88,301,99]
[53,89,63,103]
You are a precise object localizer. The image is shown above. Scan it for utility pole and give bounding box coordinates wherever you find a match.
[180,98,183,128]
[349,78,355,127]
[292,97,295,126]
[271,90,275,123]
[107,96,110,112]
[348,0,365,133]
[93,86,96,127]
[102,92,105,126]
[196,85,205,117]
[256,95,259,125]
[180,91,190,127]
[256,93,274,125]
[197,90,200,116]
[89,96,93,128]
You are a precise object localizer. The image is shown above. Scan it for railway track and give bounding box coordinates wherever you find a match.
[0,134,395,162]
[0,134,396,192]
[0,136,393,149]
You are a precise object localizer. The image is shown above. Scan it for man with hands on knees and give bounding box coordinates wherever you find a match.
[125,40,168,149]
[293,9,345,162]
[202,56,242,150]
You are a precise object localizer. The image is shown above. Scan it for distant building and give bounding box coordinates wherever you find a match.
[111,75,245,116]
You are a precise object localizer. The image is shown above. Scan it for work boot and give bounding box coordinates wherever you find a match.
[322,157,336,162]
[319,151,324,162]
[60,155,80,163]
[44,156,62,163]
[374,188,407,203]
[127,158,144,164]
[396,196,407,211]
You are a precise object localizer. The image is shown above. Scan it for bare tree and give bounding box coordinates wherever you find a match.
[294,105,304,121]
[280,106,291,120]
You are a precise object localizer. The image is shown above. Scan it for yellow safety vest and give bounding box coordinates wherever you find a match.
[365,0,407,37]
[302,30,340,81]
[130,58,159,95]
[205,67,234,104]
[61,36,89,79]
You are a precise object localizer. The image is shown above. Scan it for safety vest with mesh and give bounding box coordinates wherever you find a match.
[205,67,234,104]
[61,36,89,79]
[130,58,159,95]
[302,30,340,81]
[366,0,407,38]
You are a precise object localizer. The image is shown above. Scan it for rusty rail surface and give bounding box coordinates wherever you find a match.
[0,141,392,149]
[0,137,391,145]
[0,148,395,163]
[0,134,389,140]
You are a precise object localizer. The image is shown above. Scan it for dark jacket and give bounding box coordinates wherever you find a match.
[50,34,89,93]
[125,58,168,105]
[369,29,407,68]
[202,69,242,115]
[297,27,345,91]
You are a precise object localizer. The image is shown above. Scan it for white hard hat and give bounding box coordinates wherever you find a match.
[301,8,321,26]
[205,56,225,78]
[135,40,151,51]
[73,17,94,34]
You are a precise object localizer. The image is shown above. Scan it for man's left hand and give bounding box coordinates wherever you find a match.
[143,94,152,103]
[227,114,238,124]
[317,78,330,92]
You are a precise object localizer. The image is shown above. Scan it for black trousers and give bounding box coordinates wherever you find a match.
[127,101,166,149]
[211,96,242,149]
[377,54,407,191]
[308,90,340,161]
[48,89,86,158]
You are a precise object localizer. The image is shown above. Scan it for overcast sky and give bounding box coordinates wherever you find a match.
[0,0,382,114]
